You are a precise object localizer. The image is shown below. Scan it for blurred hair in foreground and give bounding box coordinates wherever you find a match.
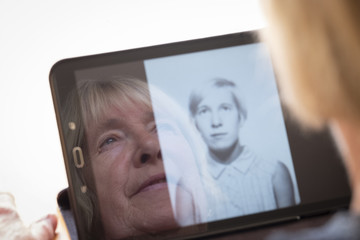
[260,0,360,129]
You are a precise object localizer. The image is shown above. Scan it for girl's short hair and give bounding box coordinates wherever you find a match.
[188,78,247,121]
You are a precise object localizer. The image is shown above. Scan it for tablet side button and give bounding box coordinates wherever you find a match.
[72,147,84,168]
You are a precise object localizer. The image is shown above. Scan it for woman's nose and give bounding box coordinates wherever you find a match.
[133,132,162,168]
[211,112,222,128]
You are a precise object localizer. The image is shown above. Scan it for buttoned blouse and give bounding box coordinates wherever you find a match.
[204,146,278,221]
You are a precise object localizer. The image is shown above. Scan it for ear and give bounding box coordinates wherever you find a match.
[238,114,245,128]
[195,120,200,131]
[190,115,200,131]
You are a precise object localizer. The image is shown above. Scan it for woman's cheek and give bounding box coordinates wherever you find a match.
[98,141,127,165]
[92,146,125,190]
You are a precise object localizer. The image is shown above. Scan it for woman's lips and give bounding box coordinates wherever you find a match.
[132,173,168,197]
[211,132,227,139]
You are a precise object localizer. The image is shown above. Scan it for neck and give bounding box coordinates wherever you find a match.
[209,141,244,164]
[330,119,360,213]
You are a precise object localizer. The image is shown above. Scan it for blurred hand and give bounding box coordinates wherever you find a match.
[0,192,57,240]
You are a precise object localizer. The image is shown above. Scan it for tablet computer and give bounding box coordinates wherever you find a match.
[49,30,351,240]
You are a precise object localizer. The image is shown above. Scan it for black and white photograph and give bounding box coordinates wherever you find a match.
[145,43,301,221]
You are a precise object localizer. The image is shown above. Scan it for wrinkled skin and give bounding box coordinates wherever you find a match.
[87,102,196,239]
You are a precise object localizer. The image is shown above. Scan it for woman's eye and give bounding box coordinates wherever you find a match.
[197,108,209,116]
[104,137,116,145]
[98,137,118,153]
[220,104,232,111]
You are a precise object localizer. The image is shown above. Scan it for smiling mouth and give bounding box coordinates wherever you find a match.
[132,173,168,196]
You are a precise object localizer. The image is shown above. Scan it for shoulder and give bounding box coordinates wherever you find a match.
[273,161,290,177]
[271,161,292,186]
[240,147,288,177]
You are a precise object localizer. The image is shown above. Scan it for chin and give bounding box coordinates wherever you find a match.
[131,204,178,238]
[147,209,178,232]
[104,202,178,240]
[210,145,230,153]
[211,140,238,152]
[133,189,178,232]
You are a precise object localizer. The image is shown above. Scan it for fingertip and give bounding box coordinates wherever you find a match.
[45,214,58,231]
[31,214,58,239]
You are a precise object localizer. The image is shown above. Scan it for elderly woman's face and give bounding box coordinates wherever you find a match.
[86,101,195,239]
[195,88,240,152]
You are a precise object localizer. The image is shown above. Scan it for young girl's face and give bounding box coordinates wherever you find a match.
[195,88,241,153]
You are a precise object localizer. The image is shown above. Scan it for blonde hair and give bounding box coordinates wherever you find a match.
[260,0,360,128]
[77,76,151,131]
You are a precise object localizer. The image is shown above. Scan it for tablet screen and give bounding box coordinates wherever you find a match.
[50,31,350,240]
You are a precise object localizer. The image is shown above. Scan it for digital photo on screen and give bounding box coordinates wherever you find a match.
[144,43,301,223]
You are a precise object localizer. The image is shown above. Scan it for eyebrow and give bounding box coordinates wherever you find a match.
[97,118,123,132]
[198,105,210,109]
[220,103,234,107]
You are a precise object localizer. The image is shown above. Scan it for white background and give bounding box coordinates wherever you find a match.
[0,0,265,225]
